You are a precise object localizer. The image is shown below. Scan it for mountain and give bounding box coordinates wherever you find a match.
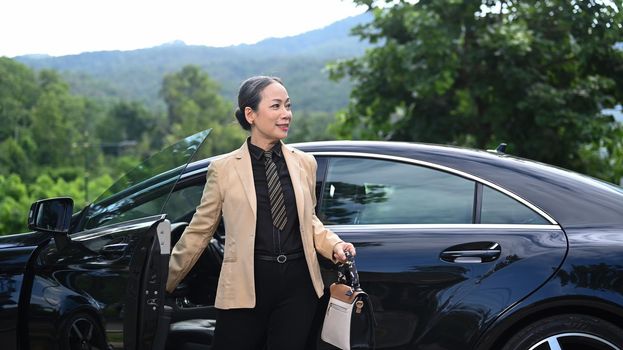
[15,13,373,113]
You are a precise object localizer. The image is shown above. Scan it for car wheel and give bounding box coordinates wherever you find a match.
[502,314,623,350]
[60,313,108,350]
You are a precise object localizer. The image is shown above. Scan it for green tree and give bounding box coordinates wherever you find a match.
[0,138,34,177]
[97,101,156,143]
[0,58,39,177]
[287,111,339,142]
[160,65,245,155]
[95,100,164,163]
[0,65,99,180]
[0,58,38,140]
[0,174,31,234]
[32,70,103,172]
[0,173,115,235]
[331,0,623,179]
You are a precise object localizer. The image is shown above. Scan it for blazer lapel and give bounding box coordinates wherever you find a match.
[283,144,305,225]
[234,141,257,218]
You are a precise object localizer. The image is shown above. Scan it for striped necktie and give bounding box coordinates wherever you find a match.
[264,150,287,231]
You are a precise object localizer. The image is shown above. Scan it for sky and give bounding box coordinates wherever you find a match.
[0,0,367,57]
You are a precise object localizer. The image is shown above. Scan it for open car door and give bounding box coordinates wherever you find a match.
[25,130,211,350]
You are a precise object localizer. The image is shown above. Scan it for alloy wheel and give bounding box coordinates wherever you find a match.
[68,316,102,350]
[528,332,620,350]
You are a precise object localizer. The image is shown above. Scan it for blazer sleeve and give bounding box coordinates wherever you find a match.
[305,153,343,261]
[166,161,223,293]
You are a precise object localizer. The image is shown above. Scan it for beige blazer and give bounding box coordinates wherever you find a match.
[166,141,343,309]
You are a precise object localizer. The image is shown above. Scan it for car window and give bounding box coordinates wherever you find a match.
[163,182,205,221]
[319,157,475,224]
[81,130,211,231]
[480,186,548,224]
[97,183,205,227]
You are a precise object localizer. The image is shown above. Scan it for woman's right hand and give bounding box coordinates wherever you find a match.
[333,242,356,263]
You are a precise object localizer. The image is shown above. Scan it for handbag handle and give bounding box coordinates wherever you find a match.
[337,251,362,291]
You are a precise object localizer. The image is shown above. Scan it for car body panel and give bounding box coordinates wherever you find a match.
[475,226,623,349]
[0,248,38,349]
[0,232,51,349]
[316,223,567,349]
[297,149,569,348]
[23,216,163,349]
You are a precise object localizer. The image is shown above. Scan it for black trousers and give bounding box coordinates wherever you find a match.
[212,257,319,350]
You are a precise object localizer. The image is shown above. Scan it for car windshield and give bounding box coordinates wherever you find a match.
[79,129,211,231]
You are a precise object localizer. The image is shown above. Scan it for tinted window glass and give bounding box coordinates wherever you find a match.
[98,183,205,227]
[82,130,210,230]
[480,186,548,224]
[319,157,475,224]
[164,183,205,221]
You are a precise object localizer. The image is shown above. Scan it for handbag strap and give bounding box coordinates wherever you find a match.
[337,251,361,291]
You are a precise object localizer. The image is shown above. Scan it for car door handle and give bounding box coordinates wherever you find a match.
[102,243,129,256]
[440,242,501,263]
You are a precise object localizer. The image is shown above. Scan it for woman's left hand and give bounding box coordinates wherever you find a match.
[333,242,356,263]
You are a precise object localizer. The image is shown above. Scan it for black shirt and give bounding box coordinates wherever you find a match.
[248,141,303,256]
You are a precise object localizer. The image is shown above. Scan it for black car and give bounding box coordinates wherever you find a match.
[1,129,622,350]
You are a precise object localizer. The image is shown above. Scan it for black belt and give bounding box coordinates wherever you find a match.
[255,251,305,264]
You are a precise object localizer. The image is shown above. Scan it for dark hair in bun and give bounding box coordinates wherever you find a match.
[235,76,284,130]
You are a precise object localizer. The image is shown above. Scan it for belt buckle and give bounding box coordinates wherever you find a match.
[277,254,287,263]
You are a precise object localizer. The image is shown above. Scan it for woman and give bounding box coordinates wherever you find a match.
[166,76,356,349]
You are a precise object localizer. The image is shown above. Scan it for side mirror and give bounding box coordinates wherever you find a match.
[28,197,74,234]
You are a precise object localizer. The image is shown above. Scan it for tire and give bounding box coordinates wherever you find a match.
[59,313,109,350]
[502,314,623,350]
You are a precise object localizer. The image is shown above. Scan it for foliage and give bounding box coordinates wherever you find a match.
[0,174,31,234]
[287,111,340,143]
[0,58,39,178]
[160,65,246,155]
[0,173,114,234]
[97,101,158,144]
[0,58,106,181]
[31,70,90,168]
[330,0,623,180]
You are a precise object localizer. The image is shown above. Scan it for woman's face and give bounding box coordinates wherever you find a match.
[246,82,292,148]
